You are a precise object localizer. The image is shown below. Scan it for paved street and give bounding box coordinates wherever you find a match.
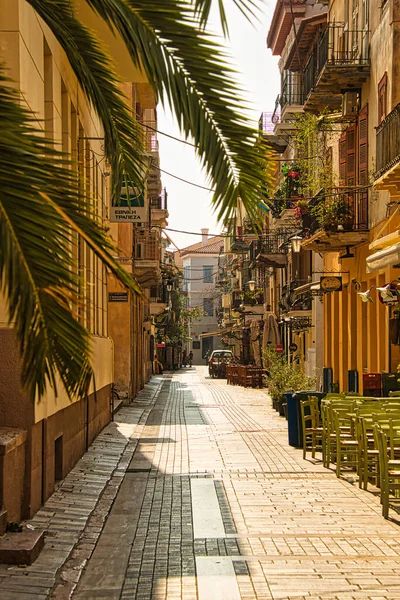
[1,368,400,599]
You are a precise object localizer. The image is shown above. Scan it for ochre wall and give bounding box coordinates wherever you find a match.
[29,384,110,517]
[324,218,400,392]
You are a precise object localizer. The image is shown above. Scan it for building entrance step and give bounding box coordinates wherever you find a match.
[0,529,44,565]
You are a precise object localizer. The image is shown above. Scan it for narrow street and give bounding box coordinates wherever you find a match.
[2,369,400,600]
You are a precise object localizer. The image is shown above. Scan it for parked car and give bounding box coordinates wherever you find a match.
[208,350,234,378]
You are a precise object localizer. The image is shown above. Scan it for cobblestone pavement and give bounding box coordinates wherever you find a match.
[1,368,400,600]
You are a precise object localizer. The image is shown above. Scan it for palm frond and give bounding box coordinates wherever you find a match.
[0,67,138,401]
[26,0,146,201]
[85,0,269,225]
[192,0,261,34]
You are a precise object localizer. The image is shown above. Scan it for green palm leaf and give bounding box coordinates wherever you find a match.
[192,0,261,35]
[85,0,269,224]
[0,67,138,402]
[26,0,147,201]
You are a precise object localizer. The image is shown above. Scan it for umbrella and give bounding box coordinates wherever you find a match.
[263,313,280,348]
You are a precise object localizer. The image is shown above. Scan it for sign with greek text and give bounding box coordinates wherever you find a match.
[110,178,147,223]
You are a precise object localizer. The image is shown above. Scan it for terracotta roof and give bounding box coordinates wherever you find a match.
[180,236,224,256]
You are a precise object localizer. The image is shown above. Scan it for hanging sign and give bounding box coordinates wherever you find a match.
[110,177,147,222]
[289,343,298,352]
[156,342,166,348]
[378,283,400,305]
[320,276,342,292]
[276,344,284,354]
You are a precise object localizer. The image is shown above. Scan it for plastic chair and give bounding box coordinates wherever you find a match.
[333,408,359,478]
[300,397,323,460]
[374,425,400,519]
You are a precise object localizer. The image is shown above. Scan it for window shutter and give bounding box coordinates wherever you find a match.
[339,132,347,184]
[358,105,368,186]
[358,104,368,229]
[346,125,356,187]
[378,73,387,124]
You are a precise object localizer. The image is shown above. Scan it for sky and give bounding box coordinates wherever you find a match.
[157,0,280,251]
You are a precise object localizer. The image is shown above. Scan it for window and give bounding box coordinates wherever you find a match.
[203,298,213,316]
[183,266,189,291]
[192,341,201,350]
[203,265,213,283]
[378,73,387,124]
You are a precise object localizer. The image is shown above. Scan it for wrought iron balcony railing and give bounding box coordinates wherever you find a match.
[150,188,168,210]
[249,230,296,261]
[376,103,400,179]
[302,190,368,237]
[279,74,304,109]
[303,24,370,99]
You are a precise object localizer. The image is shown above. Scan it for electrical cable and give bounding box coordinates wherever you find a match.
[138,121,197,148]
[150,163,215,192]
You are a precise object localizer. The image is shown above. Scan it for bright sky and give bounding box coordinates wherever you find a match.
[158,1,280,251]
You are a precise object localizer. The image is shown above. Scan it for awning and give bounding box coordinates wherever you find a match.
[199,326,241,339]
[366,242,400,273]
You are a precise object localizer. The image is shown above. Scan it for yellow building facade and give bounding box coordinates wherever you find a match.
[266,0,400,394]
[0,1,167,521]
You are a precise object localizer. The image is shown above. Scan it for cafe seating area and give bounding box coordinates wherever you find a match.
[226,364,264,388]
[300,392,400,519]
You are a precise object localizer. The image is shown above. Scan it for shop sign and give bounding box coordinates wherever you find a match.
[378,283,400,305]
[156,342,166,348]
[108,292,128,302]
[276,344,284,354]
[110,178,147,222]
[320,276,342,293]
[289,343,298,352]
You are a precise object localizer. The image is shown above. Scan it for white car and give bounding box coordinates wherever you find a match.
[208,350,234,377]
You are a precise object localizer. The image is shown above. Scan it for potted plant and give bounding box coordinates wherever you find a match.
[312,195,353,231]
[263,346,316,414]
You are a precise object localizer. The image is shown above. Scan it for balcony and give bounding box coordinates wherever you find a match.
[133,230,161,287]
[277,75,304,121]
[301,190,369,252]
[250,230,295,268]
[303,24,370,112]
[375,103,400,190]
[150,188,168,227]
[258,112,288,153]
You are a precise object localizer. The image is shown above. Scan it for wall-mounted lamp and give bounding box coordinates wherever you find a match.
[247,280,256,293]
[166,277,173,292]
[290,235,302,254]
[377,283,396,300]
[358,286,374,303]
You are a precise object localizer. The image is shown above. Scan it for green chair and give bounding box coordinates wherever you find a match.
[374,425,400,519]
[300,396,323,460]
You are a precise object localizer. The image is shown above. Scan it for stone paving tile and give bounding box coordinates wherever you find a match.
[3,367,400,599]
[0,378,164,599]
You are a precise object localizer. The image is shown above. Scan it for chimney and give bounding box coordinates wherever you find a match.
[201,228,209,247]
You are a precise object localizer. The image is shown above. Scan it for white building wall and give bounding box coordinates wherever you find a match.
[183,254,222,365]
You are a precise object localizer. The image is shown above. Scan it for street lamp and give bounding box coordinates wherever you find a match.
[166,277,173,292]
[290,235,302,254]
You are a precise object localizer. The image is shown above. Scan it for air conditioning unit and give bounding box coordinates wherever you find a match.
[342,91,359,117]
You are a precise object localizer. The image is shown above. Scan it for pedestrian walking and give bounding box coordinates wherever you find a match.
[188,350,193,367]
[182,349,187,367]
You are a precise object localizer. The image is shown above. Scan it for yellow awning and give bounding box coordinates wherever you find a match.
[366,242,400,273]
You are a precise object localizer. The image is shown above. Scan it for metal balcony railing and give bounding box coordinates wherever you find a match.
[135,231,161,261]
[250,230,296,260]
[142,119,159,153]
[150,188,168,210]
[279,74,304,109]
[303,24,370,98]
[303,190,368,236]
[258,111,279,134]
[376,103,400,178]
